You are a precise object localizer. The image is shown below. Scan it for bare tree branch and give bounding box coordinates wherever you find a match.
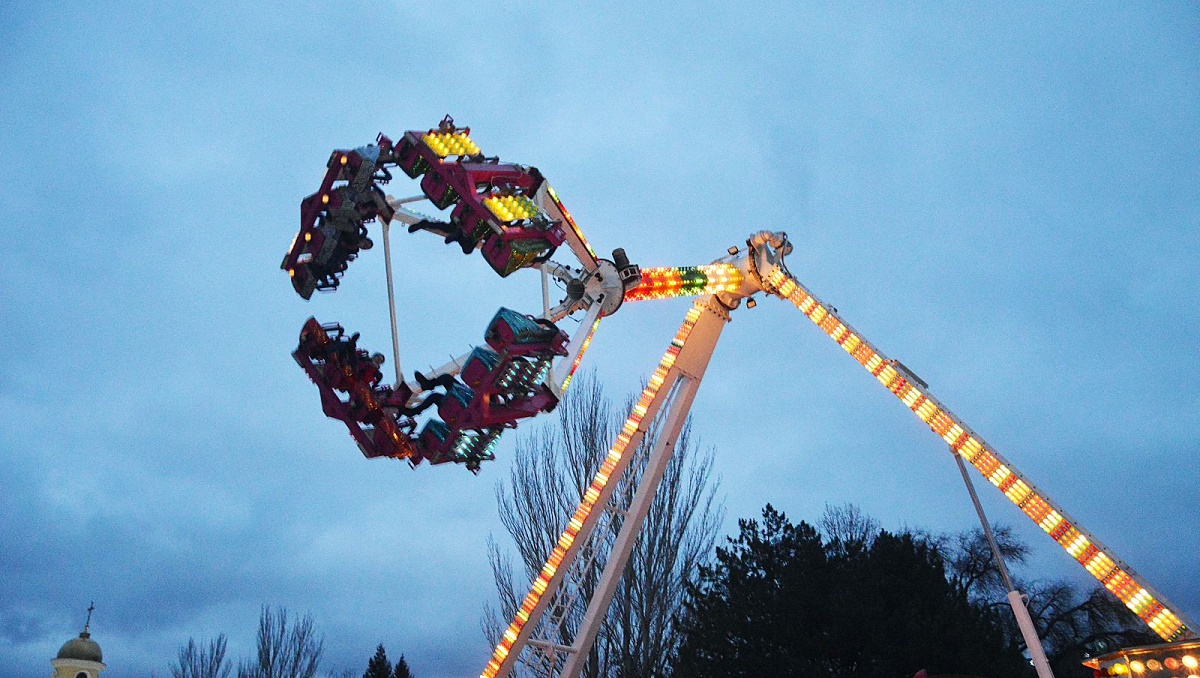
[172,634,232,678]
[237,606,323,678]
[484,371,722,677]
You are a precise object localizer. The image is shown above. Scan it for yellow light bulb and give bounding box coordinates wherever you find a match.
[340,155,348,165]
[1129,661,1144,673]
[1183,655,1198,669]
[320,194,329,204]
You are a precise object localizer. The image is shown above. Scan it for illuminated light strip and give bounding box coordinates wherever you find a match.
[480,304,706,678]
[420,130,480,158]
[545,186,598,259]
[483,194,540,223]
[560,317,601,393]
[624,264,745,302]
[765,269,1192,642]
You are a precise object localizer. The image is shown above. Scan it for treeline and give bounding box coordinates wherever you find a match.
[672,504,1156,678]
[169,606,414,678]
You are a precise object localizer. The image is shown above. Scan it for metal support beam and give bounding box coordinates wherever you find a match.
[559,373,706,678]
[952,446,1055,678]
[482,298,731,678]
[381,221,406,389]
[549,303,603,395]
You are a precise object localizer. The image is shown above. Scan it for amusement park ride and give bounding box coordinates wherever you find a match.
[283,117,1194,678]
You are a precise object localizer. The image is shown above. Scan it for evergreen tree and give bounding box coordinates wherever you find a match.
[362,645,390,678]
[673,505,1030,677]
[391,654,413,678]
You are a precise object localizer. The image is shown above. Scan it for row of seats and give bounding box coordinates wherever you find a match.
[282,137,400,299]
[282,118,568,302]
[293,308,569,473]
[396,117,568,277]
[292,317,418,461]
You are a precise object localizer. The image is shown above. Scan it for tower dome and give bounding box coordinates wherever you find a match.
[51,604,106,678]
[56,631,103,662]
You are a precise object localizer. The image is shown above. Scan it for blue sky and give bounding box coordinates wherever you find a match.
[2,3,1198,677]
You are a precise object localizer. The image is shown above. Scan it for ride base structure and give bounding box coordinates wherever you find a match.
[280,117,1195,678]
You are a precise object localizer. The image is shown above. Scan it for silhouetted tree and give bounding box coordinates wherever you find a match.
[942,527,1157,677]
[392,654,414,678]
[819,502,880,558]
[673,505,1029,677]
[362,645,391,678]
[356,645,414,678]
[172,634,232,678]
[676,505,1162,677]
[941,524,1030,601]
[237,606,323,678]
[170,607,332,678]
[484,372,722,677]
[1023,580,1157,678]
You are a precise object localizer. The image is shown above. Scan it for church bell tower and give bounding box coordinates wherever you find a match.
[50,603,105,678]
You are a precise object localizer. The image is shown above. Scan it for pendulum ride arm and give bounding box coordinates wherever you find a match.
[623,263,746,302]
[535,183,600,273]
[557,308,725,678]
[754,261,1194,642]
[549,304,602,396]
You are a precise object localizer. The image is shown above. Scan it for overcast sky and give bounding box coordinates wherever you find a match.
[2,3,1198,677]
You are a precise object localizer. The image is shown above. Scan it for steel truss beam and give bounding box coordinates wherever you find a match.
[482,297,733,678]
